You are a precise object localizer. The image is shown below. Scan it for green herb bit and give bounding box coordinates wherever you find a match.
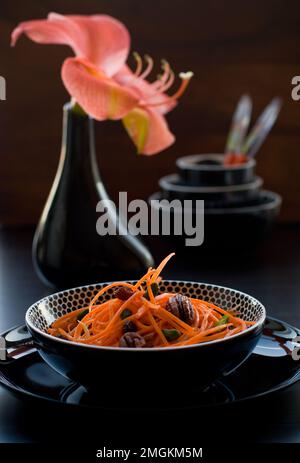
[215,315,230,326]
[77,308,89,321]
[120,308,132,320]
[145,282,159,300]
[162,328,181,341]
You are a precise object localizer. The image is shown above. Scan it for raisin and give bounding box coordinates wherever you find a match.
[166,294,195,325]
[123,320,137,333]
[114,286,134,301]
[119,332,146,348]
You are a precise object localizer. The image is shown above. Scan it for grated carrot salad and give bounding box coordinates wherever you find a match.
[48,253,254,348]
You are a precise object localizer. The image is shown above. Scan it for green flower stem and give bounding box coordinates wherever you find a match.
[70,99,87,117]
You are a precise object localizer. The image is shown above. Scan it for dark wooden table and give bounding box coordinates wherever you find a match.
[1,225,300,443]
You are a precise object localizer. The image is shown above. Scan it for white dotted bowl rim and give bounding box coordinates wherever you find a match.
[26,280,266,352]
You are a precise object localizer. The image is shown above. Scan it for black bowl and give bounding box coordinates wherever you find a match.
[148,190,281,251]
[159,173,263,207]
[203,190,282,248]
[25,281,265,392]
[176,154,256,186]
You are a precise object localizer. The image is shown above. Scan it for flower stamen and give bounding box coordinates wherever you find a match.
[152,60,171,89]
[157,68,175,93]
[133,51,143,77]
[139,55,154,80]
[145,71,193,108]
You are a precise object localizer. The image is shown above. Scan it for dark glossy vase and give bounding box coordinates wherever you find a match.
[33,102,154,288]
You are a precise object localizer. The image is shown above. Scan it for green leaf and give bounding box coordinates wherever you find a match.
[145,283,159,300]
[162,328,181,341]
[215,315,230,326]
[77,309,89,321]
[120,308,132,320]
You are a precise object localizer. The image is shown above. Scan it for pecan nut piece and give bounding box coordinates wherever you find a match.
[166,294,195,325]
[119,332,146,348]
[114,286,134,301]
[144,332,156,347]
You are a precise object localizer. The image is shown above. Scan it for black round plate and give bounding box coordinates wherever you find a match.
[0,317,299,411]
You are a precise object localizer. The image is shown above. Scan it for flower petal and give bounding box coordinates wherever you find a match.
[11,17,78,48]
[123,107,175,155]
[12,13,130,76]
[62,57,139,121]
[55,14,130,76]
[115,65,177,115]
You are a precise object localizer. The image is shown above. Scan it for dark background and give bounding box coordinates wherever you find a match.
[1,0,300,225]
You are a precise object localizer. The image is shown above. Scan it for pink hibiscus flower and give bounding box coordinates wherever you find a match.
[11,13,193,155]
